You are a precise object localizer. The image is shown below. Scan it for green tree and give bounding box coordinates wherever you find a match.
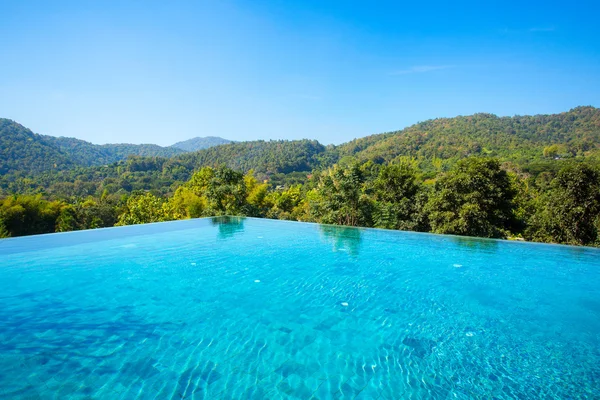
[372,162,421,230]
[183,166,248,216]
[526,163,600,245]
[56,198,119,232]
[426,157,518,238]
[0,195,63,237]
[265,185,304,220]
[171,186,206,219]
[0,215,9,238]
[117,193,175,226]
[310,163,373,226]
[244,170,270,217]
[55,205,78,232]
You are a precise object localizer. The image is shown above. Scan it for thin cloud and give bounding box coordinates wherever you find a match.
[529,27,555,32]
[390,65,454,75]
[499,27,556,34]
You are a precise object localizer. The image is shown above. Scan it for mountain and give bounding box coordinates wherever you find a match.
[42,136,186,166]
[0,139,327,197]
[0,119,186,175]
[173,139,325,175]
[171,136,232,152]
[1,107,599,196]
[330,106,600,168]
[1,119,76,175]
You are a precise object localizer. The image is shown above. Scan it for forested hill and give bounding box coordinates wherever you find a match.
[123,110,600,247]
[2,107,600,247]
[174,139,326,174]
[42,136,185,166]
[171,136,232,151]
[330,106,600,167]
[0,119,75,174]
[117,105,600,177]
[1,107,599,196]
[0,118,185,175]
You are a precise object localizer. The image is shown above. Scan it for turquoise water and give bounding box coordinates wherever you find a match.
[1,217,599,399]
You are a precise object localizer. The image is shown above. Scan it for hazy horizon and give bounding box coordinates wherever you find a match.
[4,105,598,148]
[1,0,599,146]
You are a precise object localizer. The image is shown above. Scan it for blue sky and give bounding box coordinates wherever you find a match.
[1,0,599,145]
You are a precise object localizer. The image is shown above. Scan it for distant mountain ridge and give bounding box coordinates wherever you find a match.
[0,118,185,175]
[171,136,232,152]
[173,139,325,175]
[163,106,600,177]
[1,106,599,182]
[330,106,600,167]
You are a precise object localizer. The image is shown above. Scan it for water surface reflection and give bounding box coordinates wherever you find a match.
[211,216,245,239]
[319,224,362,256]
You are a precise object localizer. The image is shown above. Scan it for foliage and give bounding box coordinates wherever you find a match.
[265,185,304,220]
[331,106,600,169]
[117,193,176,226]
[0,139,328,198]
[3,107,600,200]
[0,195,63,237]
[56,198,119,232]
[245,171,270,217]
[372,162,423,230]
[2,160,600,247]
[0,118,185,176]
[2,108,600,247]
[171,187,206,219]
[308,164,373,227]
[526,163,600,245]
[183,166,248,216]
[0,219,8,238]
[426,157,519,238]
[0,119,74,175]
[175,139,326,176]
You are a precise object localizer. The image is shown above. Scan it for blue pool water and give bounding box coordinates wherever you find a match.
[1,217,599,399]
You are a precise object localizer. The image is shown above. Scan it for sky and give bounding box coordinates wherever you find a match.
[1,0,599,146]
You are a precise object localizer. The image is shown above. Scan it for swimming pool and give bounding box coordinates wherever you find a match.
[1,217,599,398]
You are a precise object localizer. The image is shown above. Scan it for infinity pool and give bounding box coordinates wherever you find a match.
[1,217,599,399]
